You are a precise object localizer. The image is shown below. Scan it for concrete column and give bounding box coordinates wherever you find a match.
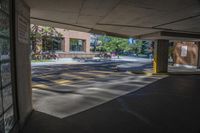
[15,0,32,128]
[85,40,91,53]
[197,42,200,68]
[65,36,70,52]
[153,40,169,73]
[61,39,65,52]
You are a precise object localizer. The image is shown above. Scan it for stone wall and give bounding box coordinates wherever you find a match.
[173,41,199,67]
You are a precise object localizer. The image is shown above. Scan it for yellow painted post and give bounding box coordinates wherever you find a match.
[153,54,157,73]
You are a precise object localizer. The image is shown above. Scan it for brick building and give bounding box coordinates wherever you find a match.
[55,29,94,58]
[32,26,95,58]
[173,41,200,68]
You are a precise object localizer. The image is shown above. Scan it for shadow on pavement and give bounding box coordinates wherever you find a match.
[25,75,200,133]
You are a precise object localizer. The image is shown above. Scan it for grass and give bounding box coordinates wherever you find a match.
[31,59,55,63]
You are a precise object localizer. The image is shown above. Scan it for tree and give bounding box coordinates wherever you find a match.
[128,40,152,56]
[141,41,152,55]
[96,35,153,58]
[30,25,63,54]
[90,34,100,52]
[30,25,42,53]
[97,36,129,54]
[129,40,143,56]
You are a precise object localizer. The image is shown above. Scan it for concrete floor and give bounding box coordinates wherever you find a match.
[32,62,159,118]
[23,75,200,133]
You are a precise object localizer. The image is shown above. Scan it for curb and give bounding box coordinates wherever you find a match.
[130,71,200,76]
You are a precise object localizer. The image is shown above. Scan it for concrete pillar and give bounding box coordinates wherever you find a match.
[85,36,91,53]
[153,40,169,73]
[65,36,70,52]
[15,0,32,128]
[197,42,200,68]
[61,38,65,52]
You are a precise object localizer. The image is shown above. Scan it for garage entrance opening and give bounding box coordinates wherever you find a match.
[30,25,165,118]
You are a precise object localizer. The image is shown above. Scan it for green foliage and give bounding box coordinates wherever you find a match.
[129,41,152,55]
[96,35,152,56]
[97,36,129,53]
[30,25,63,53]
[129,40,143,55]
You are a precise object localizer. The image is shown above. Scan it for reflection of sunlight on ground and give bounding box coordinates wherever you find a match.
[53,80,72,84]
[32,62,166,118]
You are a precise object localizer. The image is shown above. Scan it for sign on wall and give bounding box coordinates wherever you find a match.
[181,46,188,57]
[18,16,29,44]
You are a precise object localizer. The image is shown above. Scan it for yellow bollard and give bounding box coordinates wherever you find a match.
[153,55,157,73]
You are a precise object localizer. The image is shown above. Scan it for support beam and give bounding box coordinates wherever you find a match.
[138,31,200,40]
[153,40,169,73]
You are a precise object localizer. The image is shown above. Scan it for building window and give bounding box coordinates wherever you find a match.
[42,36,63,52]
[0,0,16,132]
[70,38,86,52]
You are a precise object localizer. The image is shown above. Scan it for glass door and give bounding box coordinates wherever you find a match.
[0,0,16,132]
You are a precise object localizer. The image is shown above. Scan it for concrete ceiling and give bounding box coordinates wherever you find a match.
[25,0,200,40]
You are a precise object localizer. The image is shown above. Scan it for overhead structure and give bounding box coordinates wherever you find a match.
[24,0,200,40]
[2,0,200,133]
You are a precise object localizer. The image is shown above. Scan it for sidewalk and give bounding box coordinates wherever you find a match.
[31,56,152,66]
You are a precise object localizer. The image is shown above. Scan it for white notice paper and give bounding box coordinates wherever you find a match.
[181,46,188,57]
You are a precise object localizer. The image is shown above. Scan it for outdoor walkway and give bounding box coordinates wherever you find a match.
[23,75,200,133]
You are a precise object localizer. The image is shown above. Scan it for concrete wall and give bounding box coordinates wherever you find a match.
[15,0,32,128]
[173,41,199,67]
